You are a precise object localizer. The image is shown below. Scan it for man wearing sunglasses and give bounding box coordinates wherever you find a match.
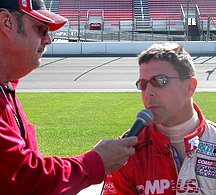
[0,0,138,194]
[103,43,216,194]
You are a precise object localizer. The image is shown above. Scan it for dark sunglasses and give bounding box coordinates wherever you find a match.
[136,75,190,90]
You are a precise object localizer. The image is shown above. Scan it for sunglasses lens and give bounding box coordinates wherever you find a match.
[140,80,147,90]
[152,76,167,87]
[151,78,159,87]
[136,80,146,90]
[136,76,168,90]
[44,26,50,37]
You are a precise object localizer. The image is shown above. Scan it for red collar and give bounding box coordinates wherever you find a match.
[0,80,19,91]
[184,103,206,153]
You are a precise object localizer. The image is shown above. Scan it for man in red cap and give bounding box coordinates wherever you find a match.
[0,0,138,194]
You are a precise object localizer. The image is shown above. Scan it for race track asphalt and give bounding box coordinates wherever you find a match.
[18,56,216,92]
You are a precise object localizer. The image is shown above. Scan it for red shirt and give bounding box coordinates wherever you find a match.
[0,81,105,194]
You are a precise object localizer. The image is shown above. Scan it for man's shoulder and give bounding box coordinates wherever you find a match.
[201,120,216,141]
[205,120,216,130]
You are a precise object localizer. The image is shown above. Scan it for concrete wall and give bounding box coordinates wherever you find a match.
[45,41,216,56]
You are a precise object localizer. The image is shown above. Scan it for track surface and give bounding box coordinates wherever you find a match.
[18,56,216,92]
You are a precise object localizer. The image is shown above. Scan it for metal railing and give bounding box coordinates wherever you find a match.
[51,29,187,42]
[51,16,216,42]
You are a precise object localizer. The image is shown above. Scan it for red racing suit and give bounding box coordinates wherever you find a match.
[0,81,104,194]
[103,103,216,195]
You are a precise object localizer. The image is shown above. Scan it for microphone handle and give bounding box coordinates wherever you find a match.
[125,119,146,138]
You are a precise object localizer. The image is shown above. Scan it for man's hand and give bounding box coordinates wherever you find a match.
[92,137,138,175]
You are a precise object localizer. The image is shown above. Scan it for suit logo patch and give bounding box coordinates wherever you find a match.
[196,157,216,178]
[196,140,216,157]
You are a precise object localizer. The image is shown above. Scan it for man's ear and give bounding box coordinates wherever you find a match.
[0,11,13,37]
[186,77,197,98]
[5,18,12,30]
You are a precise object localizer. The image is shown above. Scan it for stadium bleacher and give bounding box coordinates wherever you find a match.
[48,0,216,41]
[57,0,133,23]
[148,0,216,20]
[55,0,216,22]
[55,0,216,30]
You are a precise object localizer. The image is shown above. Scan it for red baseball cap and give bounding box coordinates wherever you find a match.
[0,0,68,31]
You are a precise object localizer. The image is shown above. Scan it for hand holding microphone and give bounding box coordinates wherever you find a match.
[93,137,138,175]
[93,109,153,175]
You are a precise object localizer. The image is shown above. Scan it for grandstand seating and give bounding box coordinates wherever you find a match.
[148,0,216,21]
[54,0,216,37]
[57,0,133,23]
[56,0,216,26]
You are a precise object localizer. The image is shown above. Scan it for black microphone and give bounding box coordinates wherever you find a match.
[125,109,153,137]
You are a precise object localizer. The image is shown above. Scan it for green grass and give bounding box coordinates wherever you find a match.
[17,92,216,157]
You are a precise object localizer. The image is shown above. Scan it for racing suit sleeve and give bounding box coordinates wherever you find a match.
[0,116,105,194]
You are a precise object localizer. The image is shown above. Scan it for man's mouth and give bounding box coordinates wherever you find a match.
[147,104,161,112]
[38,46,47,54]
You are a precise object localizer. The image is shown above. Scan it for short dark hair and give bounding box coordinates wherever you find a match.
[138,43,196,78]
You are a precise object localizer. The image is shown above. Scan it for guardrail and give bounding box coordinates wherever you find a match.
[44,41,216,56]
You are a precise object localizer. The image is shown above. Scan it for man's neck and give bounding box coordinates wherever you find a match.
[156,110,199,142]
[156,110,200,163]
[0,62,8,86]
